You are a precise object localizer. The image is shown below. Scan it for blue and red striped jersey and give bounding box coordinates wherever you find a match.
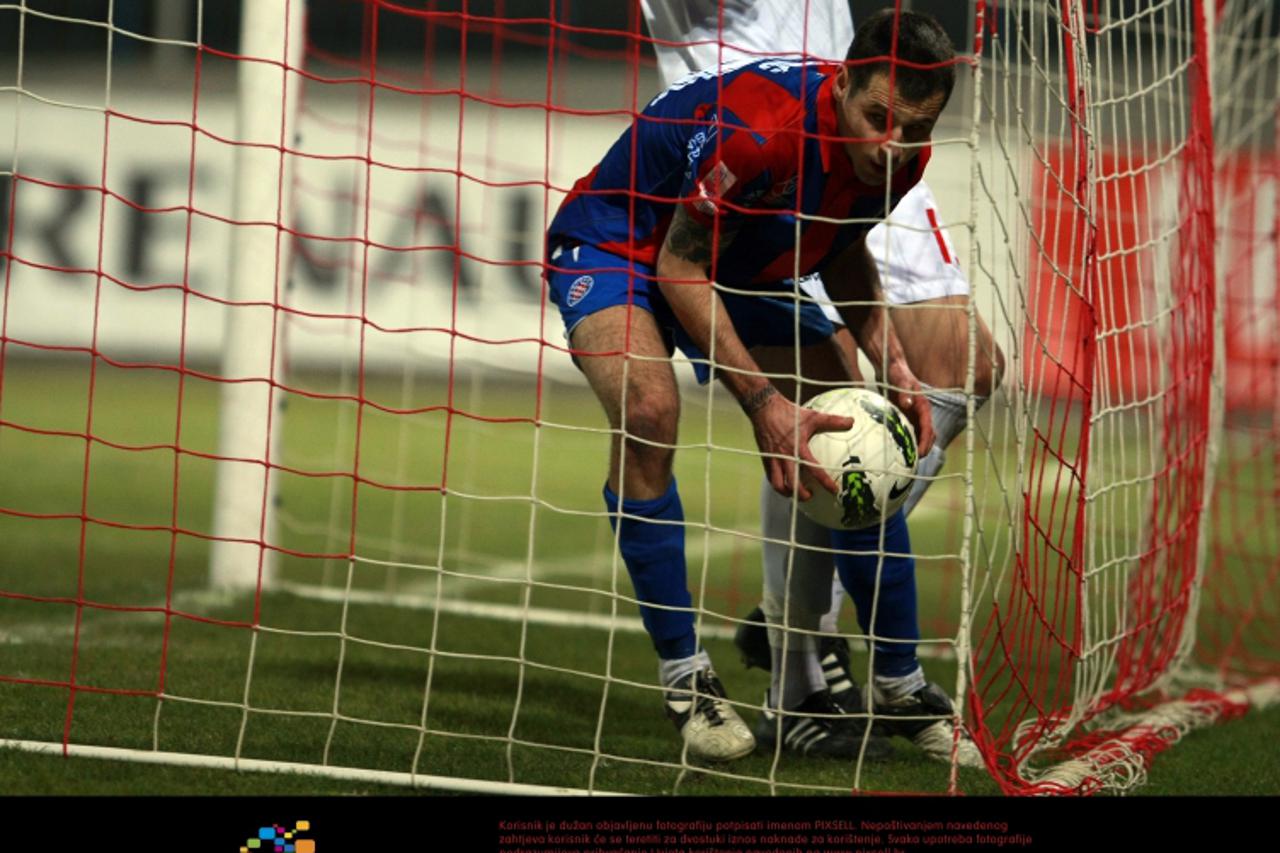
[548,59,929,286]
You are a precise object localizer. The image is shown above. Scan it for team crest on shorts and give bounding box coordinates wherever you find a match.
[566,275,594,307]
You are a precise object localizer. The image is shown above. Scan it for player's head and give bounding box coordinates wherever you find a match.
[833,9,956,185]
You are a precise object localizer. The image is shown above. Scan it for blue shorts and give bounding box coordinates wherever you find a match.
[545,242,835,384]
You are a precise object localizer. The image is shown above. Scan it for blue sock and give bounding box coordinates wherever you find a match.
[831,510,920,677]
[603,479,697,660]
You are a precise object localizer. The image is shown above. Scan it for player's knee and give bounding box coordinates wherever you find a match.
[619,388,679,449]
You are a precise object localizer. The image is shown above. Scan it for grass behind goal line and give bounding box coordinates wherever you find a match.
[0,359,1275,796]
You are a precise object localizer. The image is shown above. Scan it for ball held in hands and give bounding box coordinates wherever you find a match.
[797,387,918,530]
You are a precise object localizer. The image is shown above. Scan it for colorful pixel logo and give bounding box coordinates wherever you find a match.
[239,821,314,853]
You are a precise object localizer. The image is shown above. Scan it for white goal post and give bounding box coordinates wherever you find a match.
[208,0,305,590]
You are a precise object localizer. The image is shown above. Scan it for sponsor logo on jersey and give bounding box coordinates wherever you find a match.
[566,275,594,307]
[758,59,804,75]
[695,160,737,215]
[685,127,718,180]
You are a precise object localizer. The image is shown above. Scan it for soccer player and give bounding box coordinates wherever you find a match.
[641,0,1002,766]
[545,9,955,762]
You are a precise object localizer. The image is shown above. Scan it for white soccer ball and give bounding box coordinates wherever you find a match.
[798,387,918,530]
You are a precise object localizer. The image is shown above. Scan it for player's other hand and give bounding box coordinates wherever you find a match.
[885,360,935,457]
[747,389,853,500]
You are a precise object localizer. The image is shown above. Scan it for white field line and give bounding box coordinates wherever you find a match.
[269,581,955,660]
[427,529,749,597]
[253,533,752,640]
[430,497,952,599]
[0,580,956,660]
[1,520,957,660]
[0,739,629,796]
[275,579,741,640]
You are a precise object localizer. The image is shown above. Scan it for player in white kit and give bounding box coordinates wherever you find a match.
[641,0,1002,766]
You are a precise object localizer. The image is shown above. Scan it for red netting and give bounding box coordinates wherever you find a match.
[0,0,1274,796]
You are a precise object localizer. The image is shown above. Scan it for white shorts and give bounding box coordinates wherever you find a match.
[799,181,971,323]
[867,181,970,306]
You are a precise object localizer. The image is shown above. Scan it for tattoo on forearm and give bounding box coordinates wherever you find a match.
[664,206,736,267]
[740,384,778,415]
[665,207,714,265]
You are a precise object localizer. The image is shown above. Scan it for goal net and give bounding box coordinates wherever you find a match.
[0,0,1275,796]
[965,0,1264,794]
[1199,0,1280,722]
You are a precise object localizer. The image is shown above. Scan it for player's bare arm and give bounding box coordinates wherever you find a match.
[663,205,720,265]
[823,236,936,455]
[657,206,852,499]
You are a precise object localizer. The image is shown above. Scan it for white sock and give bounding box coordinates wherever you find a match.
[760,480,832,709]
[873,667,927,704]
[770,645,827,710]
[659,648,712,688]
[903,385,987,517]
[818,575,844,634]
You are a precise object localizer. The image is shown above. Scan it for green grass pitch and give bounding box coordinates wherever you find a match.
[0,358,1275,795]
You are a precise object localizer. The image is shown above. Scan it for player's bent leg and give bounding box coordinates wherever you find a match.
[890,295,1006,516]
[572,305,754,761]
[892,295,1003,397]
[751,494,892,761]
[752,336,854,669]
[831,510,982,767]
[750,332,860,405]
[747,337,862,704]
[739,338,890,760]
[572,306,693,660]
[572,304,682,500]
[830,510,922,687]
[800,328,861,687]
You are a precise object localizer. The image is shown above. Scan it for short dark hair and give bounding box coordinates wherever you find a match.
[845,9,957,107]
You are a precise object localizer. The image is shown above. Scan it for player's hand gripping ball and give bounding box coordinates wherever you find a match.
[798,388,918,530]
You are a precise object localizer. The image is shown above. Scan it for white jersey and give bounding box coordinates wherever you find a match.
[641,0,853,80]
[641,0,969,312]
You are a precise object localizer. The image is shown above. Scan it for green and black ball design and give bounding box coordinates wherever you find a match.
[798,387,920,530]
[838,457,879,528]
[857,396,918,468]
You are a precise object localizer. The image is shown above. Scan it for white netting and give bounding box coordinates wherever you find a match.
[0,0,1275,797]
